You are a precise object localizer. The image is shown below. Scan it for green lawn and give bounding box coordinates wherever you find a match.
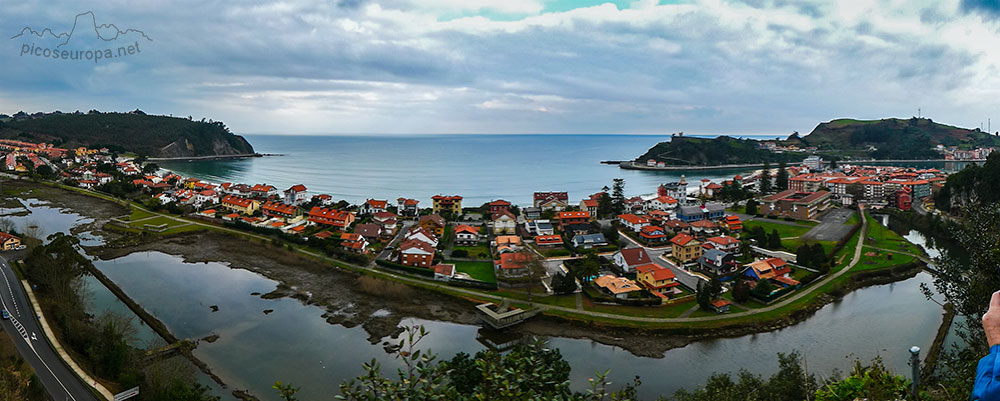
[863,212,921,254]
[453,245,490,259]
[128,208,155,220]
[855,249,916,271]
[447,260,497,283]
[743,220,812,238]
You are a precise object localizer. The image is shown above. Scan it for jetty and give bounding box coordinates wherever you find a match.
[476,300,539,329]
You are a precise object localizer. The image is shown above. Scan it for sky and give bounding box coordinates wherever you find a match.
[2,0,1000,136]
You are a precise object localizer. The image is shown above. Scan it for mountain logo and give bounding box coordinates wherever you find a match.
[12,11,152,47]
[12,11,152,63]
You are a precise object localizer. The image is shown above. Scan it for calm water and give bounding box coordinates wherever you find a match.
[159,135,755,206]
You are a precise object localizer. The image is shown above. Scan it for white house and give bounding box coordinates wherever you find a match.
[647,195,678,211]
[283,184,309,205]
[360,199,388,215]
[617,214,649,232]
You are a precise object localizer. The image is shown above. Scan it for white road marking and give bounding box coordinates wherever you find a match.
[0,263,77,401]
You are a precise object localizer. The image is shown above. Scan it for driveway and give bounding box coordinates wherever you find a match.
[801,208,855,242]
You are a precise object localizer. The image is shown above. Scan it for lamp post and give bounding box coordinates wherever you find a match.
[910,346,921,399]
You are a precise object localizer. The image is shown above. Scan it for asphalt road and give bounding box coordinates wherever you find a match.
[0,255,99,401]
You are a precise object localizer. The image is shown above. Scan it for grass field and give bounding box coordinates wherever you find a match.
[863,212,921,254]
[447,260,497,283]
[453,245,491,259]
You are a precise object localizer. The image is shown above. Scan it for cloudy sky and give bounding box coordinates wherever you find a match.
[2,0,1000,135]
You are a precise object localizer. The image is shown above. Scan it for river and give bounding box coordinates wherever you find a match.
[0,196,953,400]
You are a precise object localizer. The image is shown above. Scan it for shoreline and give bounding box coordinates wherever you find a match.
[147,153,279,162]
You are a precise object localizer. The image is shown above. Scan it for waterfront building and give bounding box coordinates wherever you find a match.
[396,197,420,217]
[431,195,463,215]
[283,184,309,205]
[221,195,260,215]
[262,201,298,219]
[307,207,356,231]
[360,199,388,215]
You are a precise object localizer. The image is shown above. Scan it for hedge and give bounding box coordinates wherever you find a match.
[448,277,498,290]
[375,259,435,278]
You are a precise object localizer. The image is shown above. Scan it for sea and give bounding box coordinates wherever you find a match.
[158,134,759,206]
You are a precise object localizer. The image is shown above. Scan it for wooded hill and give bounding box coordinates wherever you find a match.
[635,136,803,166]
[635,118,1000,166]
[0,111,255,158]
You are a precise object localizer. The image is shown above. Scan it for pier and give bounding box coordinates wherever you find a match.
[476,301,539,329]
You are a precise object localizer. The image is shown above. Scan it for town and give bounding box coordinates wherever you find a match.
[0,138,948,326]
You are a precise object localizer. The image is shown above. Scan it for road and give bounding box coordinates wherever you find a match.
[0,255,99,401]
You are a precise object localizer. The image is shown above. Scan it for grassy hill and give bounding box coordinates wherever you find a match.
[799,117,1000,159]
[635,135,803,166]
[0,112,255,158]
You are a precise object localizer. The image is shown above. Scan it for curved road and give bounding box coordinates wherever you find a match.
[0,256,99,401]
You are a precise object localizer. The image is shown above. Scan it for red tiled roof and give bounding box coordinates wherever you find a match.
[619,247,650,265]
[618,214,649,225]
[288,184,307,192]
[707,235,739,246]
[222,195,255,208]
[454,224,479,235]
[557,211,590,219]
[535,235,563,245]
[670,233,697,246]
[366,199,388,209]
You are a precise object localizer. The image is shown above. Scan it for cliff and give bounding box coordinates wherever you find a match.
[0,111,255,158]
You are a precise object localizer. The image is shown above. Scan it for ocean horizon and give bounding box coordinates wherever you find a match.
[159,134,758,206]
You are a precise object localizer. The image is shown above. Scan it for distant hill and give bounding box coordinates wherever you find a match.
[633,118,1000,166]
[0,111,255,158]
[635,136,804,166]
[799,118,1000,160]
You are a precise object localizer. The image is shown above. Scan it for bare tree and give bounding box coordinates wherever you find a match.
[518,248,547,301]
[0,218,14,234]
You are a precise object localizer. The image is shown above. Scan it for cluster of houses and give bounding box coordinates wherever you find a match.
[778,164,948,211]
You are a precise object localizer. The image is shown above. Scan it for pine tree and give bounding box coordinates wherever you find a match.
[759,161,772,194]
[776,161,789,191]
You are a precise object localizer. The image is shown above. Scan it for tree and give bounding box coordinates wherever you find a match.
[829,158,837,170]
[920,206,1000,399]
[752,279,774,298]
[745,199,759,215]
[732,280,751,303]
[759,161,772,194]
[571,253,602,285]
[767,229,782,249]
[551,272,577,295]
[518,248,547,301]
[597,191,612,218]
[333,325,640,401]
[697,277,723,310]
[845,183,865,205]
[776,161,789,191]
[610,179,625,215]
